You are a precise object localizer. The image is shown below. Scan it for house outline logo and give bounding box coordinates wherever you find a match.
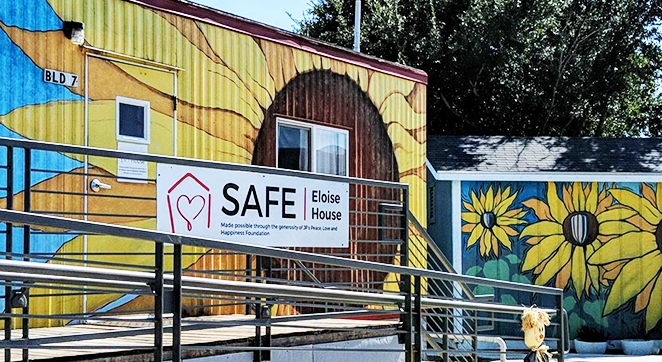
[166,173,211,233]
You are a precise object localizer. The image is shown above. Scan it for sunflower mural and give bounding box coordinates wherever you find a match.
[519,182,636,299]
[462,185,526,258]
[460,180,662,339]
[588,183,662,332]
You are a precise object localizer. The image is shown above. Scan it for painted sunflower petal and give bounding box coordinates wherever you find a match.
[596,208,638,223]
[610,189,662,225]
[494,192,518,216]
[471,190,484,215]
[502,225,519,237]
[586,183,599,213]
[604,251,662,316]
[520,221,563,239]
[462,223,477,233]
[502,208,523,218]
[493,226,512,251]
[573,182,585,212]
[496,216,527,226]
[521,235,567,271]
[646,275,662,332]
[642,183,657,206]
[588,231,658,265]
[599,220,640,236]
[588,264,599,293]
[491,231,500,257]
[462,200,475,213]
[479,229,487,256]
[494,186,503,207]
[635,276,657,313]
[555,261,572,290]
[572,247,587,299]
[485,186,495,212]
[563,185,575,213]
[536,242,572,286]
[657,183,662,212]
[522,198,554,221]
[466,224,484,249]
[547,182,569,223]
[462,212,481,224]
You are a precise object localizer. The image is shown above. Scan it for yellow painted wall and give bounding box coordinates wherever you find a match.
[0,0,427,327]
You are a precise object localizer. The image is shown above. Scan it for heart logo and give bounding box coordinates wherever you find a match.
[176,195,206,231]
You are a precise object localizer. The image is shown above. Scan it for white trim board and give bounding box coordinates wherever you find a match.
[426,163,662,183]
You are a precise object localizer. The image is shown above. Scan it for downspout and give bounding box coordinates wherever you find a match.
[353,0,362,52]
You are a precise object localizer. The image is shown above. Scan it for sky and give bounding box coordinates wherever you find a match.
[189,0,314,32]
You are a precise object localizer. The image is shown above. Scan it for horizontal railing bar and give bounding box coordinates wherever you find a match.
[0,137,406,189]
[0,209,563,296]
[31,210,157,218]
[0,260,559,316]
[31,189,157,201]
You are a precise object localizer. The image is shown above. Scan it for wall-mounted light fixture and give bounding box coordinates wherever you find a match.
[63,21,85,46]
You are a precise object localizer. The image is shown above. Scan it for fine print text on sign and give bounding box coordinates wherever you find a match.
[43,69,79,87]
[156,164,350,248]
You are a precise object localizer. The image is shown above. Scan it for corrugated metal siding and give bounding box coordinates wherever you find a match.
[0,0,427,326]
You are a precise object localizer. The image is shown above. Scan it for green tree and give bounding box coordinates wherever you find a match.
[295,0,662,137]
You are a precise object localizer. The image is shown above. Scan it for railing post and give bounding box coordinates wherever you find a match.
[442,308,449,362]
[557,294,565,362]
[4,146,12,362]
[21,148,30,362]
[471,310,478,362]
[154,242,164,362]
[262,259,272,362]
[414,276,422,362]
[172,244,182,362]
[254,255,262,362]
[403,274,413,362]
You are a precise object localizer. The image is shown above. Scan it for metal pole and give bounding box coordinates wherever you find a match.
[471,310,478,362]
[262,259,272,361]
[254,255,262,362]
[442,308,449,362]
[353,0,362,52]
[557,295,565,362]
[154,242,164,362]
[21,149,29,362]
[172,244,182,362]
[414,276,422,362]
[403,274,413,362]
[4,146,12,362]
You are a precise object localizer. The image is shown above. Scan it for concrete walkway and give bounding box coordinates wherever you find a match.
[561,354,662,361]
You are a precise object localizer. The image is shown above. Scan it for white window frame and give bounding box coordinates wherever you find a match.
[115,96,151,144]
[275,117,350,176]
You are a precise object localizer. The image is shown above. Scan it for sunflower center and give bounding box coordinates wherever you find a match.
[655,223,662,253]
[562,212,599,246]
[481,212,497,229]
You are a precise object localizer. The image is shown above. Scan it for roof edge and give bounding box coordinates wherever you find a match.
[126,0,428,84]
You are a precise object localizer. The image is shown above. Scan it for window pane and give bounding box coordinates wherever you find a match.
[315,129,347,176]
[119,103,145,139]
[278,125,310,171]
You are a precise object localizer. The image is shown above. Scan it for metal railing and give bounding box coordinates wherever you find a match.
[0,137,565,362]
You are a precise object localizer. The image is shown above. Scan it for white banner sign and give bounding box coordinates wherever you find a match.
[157,164,349,247]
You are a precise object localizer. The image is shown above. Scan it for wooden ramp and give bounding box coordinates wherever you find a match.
[0,315,399,361]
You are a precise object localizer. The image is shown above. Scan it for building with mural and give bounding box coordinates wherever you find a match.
[427,135,662,340]
[0,0,427,327]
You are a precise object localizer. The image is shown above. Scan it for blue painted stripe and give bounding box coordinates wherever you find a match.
[0,0,62,32]
[0,26,83,117]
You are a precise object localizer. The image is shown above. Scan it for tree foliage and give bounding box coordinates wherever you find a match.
[295,0,662,137]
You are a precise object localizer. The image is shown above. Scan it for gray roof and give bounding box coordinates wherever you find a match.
[427,135,662,173]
